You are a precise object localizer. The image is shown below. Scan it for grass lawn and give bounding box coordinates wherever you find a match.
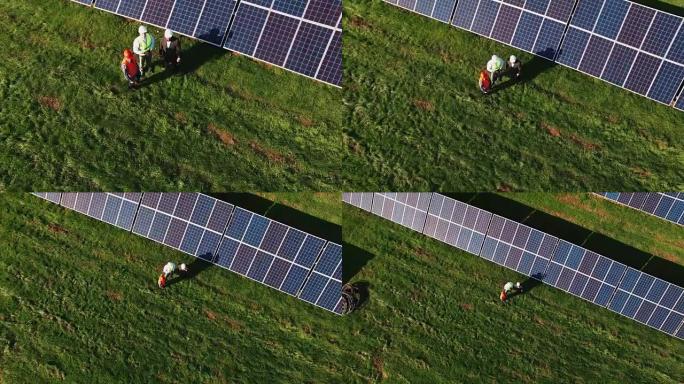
[342,0,684,191]
[2,192,683,382]
[0,0,343,191]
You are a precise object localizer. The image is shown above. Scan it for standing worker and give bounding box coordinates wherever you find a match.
[159,29,182,72]
[133,25,155,77]
[121,48,141,89]
[507,55,522,80]
[486,54,505,86]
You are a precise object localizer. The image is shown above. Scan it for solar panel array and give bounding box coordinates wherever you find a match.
[60,192,142,231]
[72,0,341,86]
[423,193,491,255]
[32,193,343,315]
[224,0,342,86]
[344,192,684,338]
[342,192,374,212]
[557,0,684,105]
[453,0,575,60]
[370,192,433,233]
[598,192,684,226]
[383,0,684,111]
[480,214,558,280]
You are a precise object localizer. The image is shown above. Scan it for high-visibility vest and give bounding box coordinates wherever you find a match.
[141,34,153,52]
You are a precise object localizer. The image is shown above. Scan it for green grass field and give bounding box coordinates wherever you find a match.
[0,0,343,191]
[343,0,684,191]
[2,193,683,382]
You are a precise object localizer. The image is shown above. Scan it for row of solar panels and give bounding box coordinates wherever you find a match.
[384,0,684,110]
[70,0,342,87]
[33,192,343,314]
[597,192,684,226]
[343,192,684,339]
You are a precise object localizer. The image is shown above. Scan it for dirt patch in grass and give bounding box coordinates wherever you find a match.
[48,223,68,234]
[205,309,217,321]
[569,134,600,151]
[413,99,435,112]
[249,140,294,166]
[37,96,62,111]
[497,183,513,192]
[630,167,652,178]
[207,123,236,146]
[460,303,474,311]
[225,317,243,331]
[78,38,97,50]
[372,354,388,381]
[297,116,315,127]
[174,112,188,124]
[349,15,371,30]
[540,121,561,137]
[105,291,123,302]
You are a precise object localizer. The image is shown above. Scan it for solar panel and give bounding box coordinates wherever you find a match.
[557,0,684,106]
[675,86,684,110]
[452,0,575,60]
[32,192,62,205]
[131,193,233,260]
[72,0,94,4]
[342,192,374,212]
[214,206,334,307]
[223,0,342,86]
[60,192,142,231]
[598,192,684,226]
[543,240,628,307]
[608,267,684,337]
[422,193,492,255]
[479,214,559,279]
[370,193,433,233]
[383,0,458,24]
[298,242,344,314]
[95,0,237,46]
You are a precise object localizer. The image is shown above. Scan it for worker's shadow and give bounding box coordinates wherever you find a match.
[142,28,227,88]
[165,257,213,287]
[489,49,557,94]
[508,273,545,299]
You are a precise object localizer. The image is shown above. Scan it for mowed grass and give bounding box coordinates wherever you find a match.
[1,193,683,382]
[0,0,342,190]
[505,192,684,266]
[343,0,684,190]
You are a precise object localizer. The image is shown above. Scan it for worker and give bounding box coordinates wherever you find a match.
[121,49,141,89]
[163,261,177,278]
[507,55,522,79]
[159,29,182,72]
[486,54,505,85]
[158,273,167,289]
[133,25,155,76]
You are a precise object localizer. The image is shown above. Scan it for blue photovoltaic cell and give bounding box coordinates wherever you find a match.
[452,0,479,29]
[668,26,684,64]
[601,43,637,85]
[479,215,559,280]
[524,0,548,14]
[166,0,205,37]
[571,0,602,30]
[371,193,433,233]
[616,4,655,48]
[224,4,268,55]
[216,207,331,307]
[641,11,681,56]
[557,28,590,68]
[647,62,684,103]
[194,0,238,45]
[131,193,233,261]
[273,0,307,17]
[423,193,492,255]
[594,0,630,39]
[511,12,543,52]
[533,19,565,59]
[471,0,500,37]
[141,0,176,27]
[117,0,147,19]
[298,242,343,314]
[255,13,301,65]
[316,31,342,85]
[490,5,522,44]
[578,35,613,76]
[305,0,342,27]
[61,192,142,231]
[432,0,459,23]
[285,22,333,78]
[608,267,684,336]
[544,240,627,307]
[343,192,375,212]
[72,0,93,4]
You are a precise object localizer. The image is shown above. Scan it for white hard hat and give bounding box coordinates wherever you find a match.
[491,54,499,61]
[138,25,147,35]
[165,29,173,39]
[179,263,187,271]
[509,55,517,63]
